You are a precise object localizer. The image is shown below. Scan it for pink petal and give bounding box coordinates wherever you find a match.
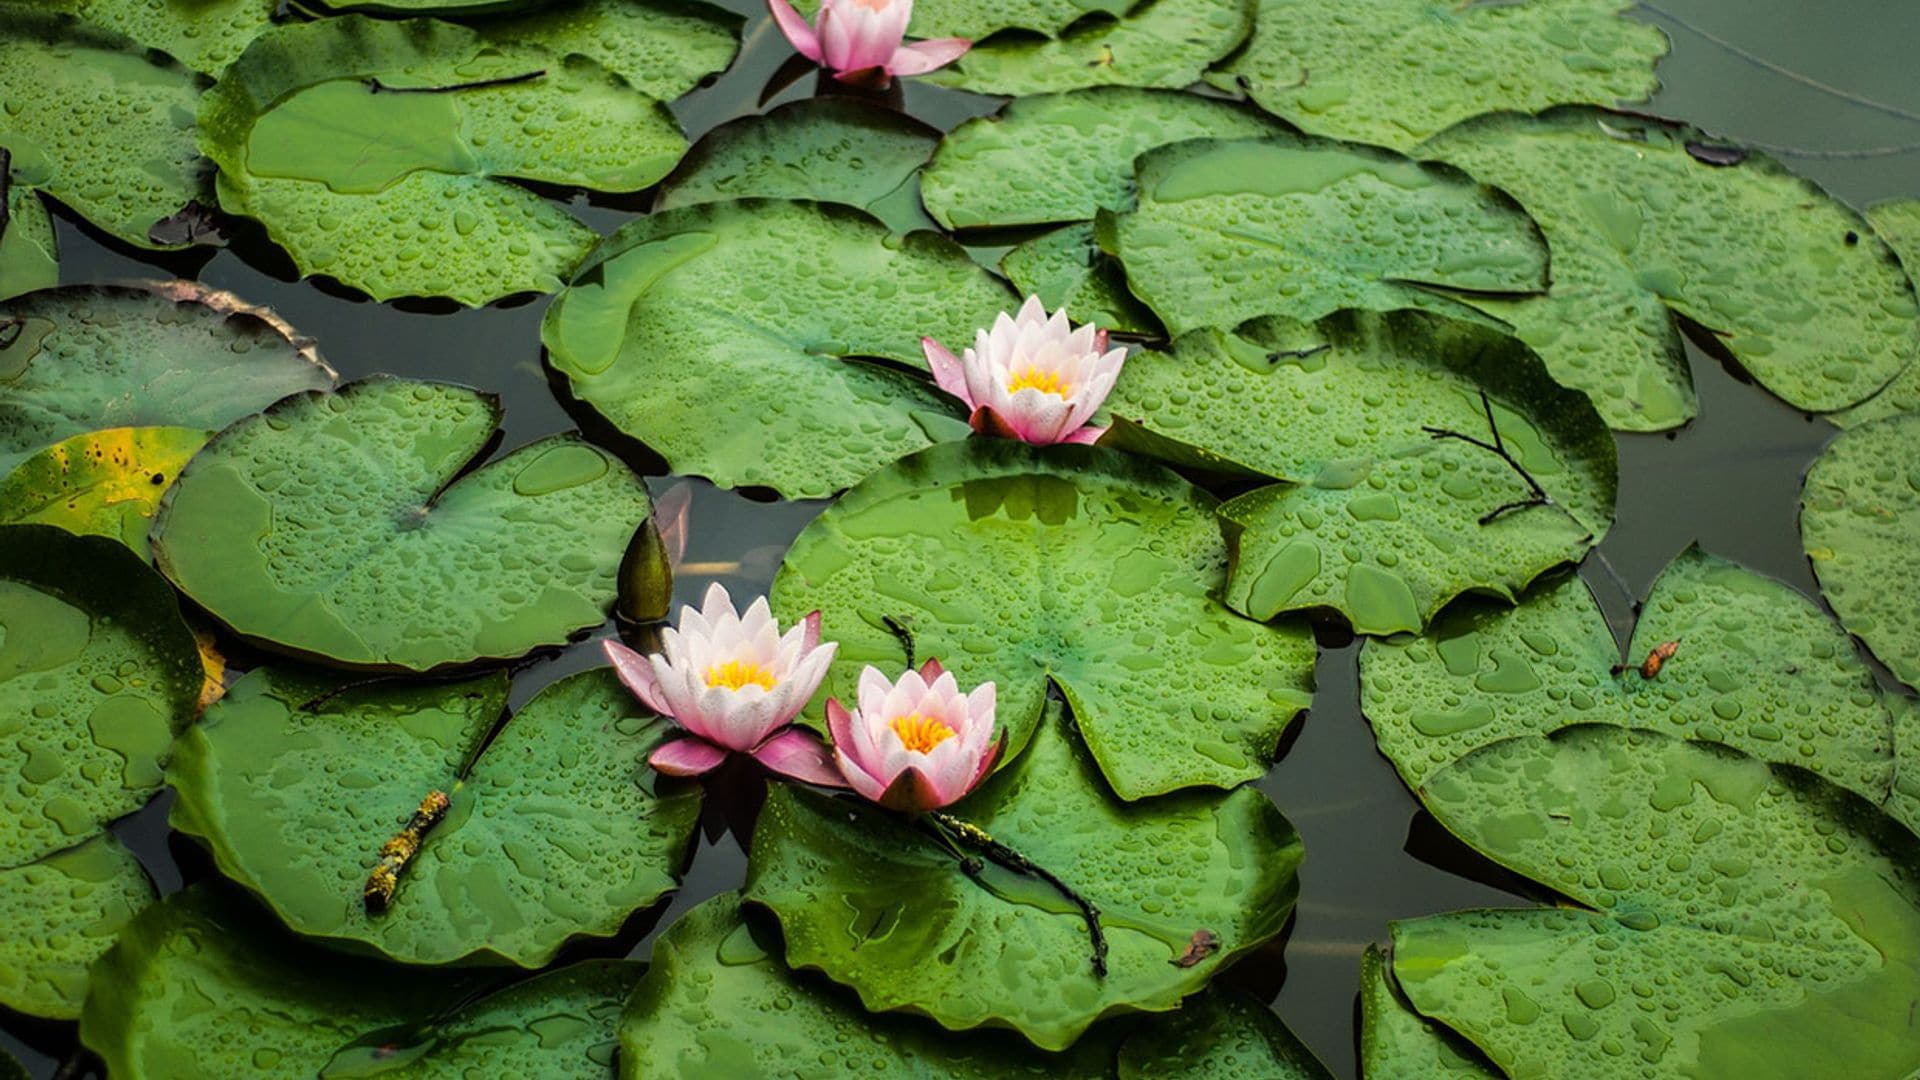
[835,746,889,802]
[878,767,946,813]
[767,0,823,61]
[1061,424,1108,445]
[923,336,973,405]
[649,737,729,776]
[605,640,673,717]
[652,482,693,569]
[917,656,947,682]
[752,728,849,787]
[798,609,822,655]
[888,37,971,76]
[831,0,909,72]
[967,734,1004,791]
[969,404,1023,440]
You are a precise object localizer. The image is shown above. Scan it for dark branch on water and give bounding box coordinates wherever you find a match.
[925,812,1108,978]
[1422,390,1557,525]
[0,147,12,240]
[881,614,916,670]
[364,71,547,95]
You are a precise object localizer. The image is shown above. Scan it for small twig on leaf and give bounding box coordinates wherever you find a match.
[881,614,916,670]
[365,71,546,95]
[1422,390,1557,524]
[364,790,451,913]
[926,812,1107,977]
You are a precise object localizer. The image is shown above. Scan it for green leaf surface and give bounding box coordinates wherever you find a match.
[0,185,58,302]
[1,834,153,1019]
[55,0,277,74]
[0,283,335,476]
[544,199,1013,499]
[1000,223,1160,335]
[0,426,210,559]
[470,0,741,100]
[169,666,699,966]
[0,524,203,868]
[1359,944,1501,1079]
[1209,0,1667,151]
[794,0,1128,40]
[771,439,1316,799]
[744,700,1302,1050]
[1105,310,1615,634]
[1833,198,1920,426]
[151,378,651,671]
[924,0,1255,97]
[0,11,208,250]
[80,884,638,1078]
[199,16,688,305]
[654,98,939,234]
[1361,546,1898,809]
[1421,107,1920,431]
[1391,726,1920,1080]
[1801,413,1920,690]
[1115,991,1331,1079]
[1109,135,1549,338]
[1889,695,1920,835]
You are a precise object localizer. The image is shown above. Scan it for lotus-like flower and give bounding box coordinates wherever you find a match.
[922,296,1127,446]
[767,0,970,86]
[606,583,842,785]
[826,659,1000,813]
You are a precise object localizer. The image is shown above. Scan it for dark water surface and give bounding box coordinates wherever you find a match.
[5,0,1917,1075]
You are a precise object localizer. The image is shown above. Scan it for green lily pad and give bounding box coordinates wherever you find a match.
[654,98,939,234]
[1421,107,1920,431]
[1000,223,1159,335]
[1116,991,1331,1079]
[1,834,154,1019]
[1390,726,1920,1080]
[1361,546,1898,809]
[1889,695,1920,835]
[0,12,208,250]
[0,283,335,477]
[151,378,652,671]
[771,439,1316,799]
[1832,199,1920,427]
[920,88,1284,231]
[0,524,203,868]
[1104,309,1615,635]
[1359,944,1501,1079]
[470,0,741,100]
[0,427,210,559]
[793,0,1128,41]
[0,184,57,302]
[170,666,699,966]
[744,699,1302,1050]
[199,16,689,305]
[1870,197,1920,268]
[924,0,1255,96]
[57,0,277,74]
[543,199,1013,499]
[81,884,639,1078]
[1800,413,1920,690]
[1209,0,1667,152]
[1108,135,1549,338]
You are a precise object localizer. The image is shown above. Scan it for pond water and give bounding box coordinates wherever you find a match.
[3,0,1917,1076]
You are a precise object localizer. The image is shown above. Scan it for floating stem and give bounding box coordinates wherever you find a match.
[1422,390,1558,525]
[923,812,1108,977]
[364,790,451,913]
[364,71,547,95]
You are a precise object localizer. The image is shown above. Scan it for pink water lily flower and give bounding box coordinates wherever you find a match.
[826,659,1000,813]
[606,583,843,786]
[767,0,970,86]
[922,296,1128,446]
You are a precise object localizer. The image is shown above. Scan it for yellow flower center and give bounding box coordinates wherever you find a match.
[1005,366,1070,397]
[890,713,956,754]
[705,659,777,691]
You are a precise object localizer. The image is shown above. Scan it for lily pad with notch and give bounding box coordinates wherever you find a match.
[922,0,1257,96]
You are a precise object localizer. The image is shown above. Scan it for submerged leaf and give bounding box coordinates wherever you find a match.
[1800,413,1920,690]
[924,0,1256,96]
[1,835,153,1020]
[0,426,210,559]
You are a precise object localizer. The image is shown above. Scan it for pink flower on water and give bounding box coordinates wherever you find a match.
[606,583,844,785]
[922,296,1128,447]
[766,0,970,86]
[826,659,1000,813]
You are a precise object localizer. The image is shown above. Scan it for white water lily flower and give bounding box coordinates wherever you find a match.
[922,296,1128,446]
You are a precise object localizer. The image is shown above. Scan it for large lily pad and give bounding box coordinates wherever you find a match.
[1,834,153,1019]
[81,884,639,1078]
[771,439,1316,799]
[1209,0,1667,151]
[0,181,57,302]
[1421,107,1920,431]
[1800,413,1920,690]
[1390,726,1920,1079]
[1361,547,1898,808]
[744,699,1302,1050]
[1104,309,1615,635]
[1359,944,1500,1079]
[151,378,652,671]
[1108,135,1549,338]
[170,666,699,966]
[470,0,741,100]
[57,0,277,74]
[199,16,688,305]
[0,12,208,250]
[654,98,939,234]
[543,199,1013,499]
[0,283,334,476]
[924,0,1256,96]
[0,427,210,559]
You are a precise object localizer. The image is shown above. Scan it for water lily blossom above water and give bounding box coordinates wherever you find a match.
[606,583,843,784]
[767,0,970,86]
[923,296,1127,446]
[827,659,1000,813]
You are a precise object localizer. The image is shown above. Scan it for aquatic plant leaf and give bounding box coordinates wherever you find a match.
[0,427,209,559]
[0,185,57,302]
[544,199,1013,499]
[0,525,203,869]
[1116,991,1332,1079]
[921,88,1283,231]
[57,0,277,74]
[772,439,1316,798]
[1361,547,1898,809]
[654,98,939,234]
[0,835,153,1019]
[794,0,1130,42]
[1391,727,1920,1080]
[1106,310,1615,634]
[1001,223,1159,335]
[1833,198,1920,425]
[0,283,334,476]
[1421,107,1920,431]
[151,378,651,671]
[1800,413,1920,690]
[1210,0,1667,152]
[0,1047,20,1080]
[1359,944,1501,1079]
[0,12,208,250]
[1889,695,1920,835]
[1108,135,1549,338]
[468,0,741,99]
[169,666,699,966]
[199,16,688,305]
[922,0,1256,96]
[744,700,1302,1050]
[80,884,638,1077]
